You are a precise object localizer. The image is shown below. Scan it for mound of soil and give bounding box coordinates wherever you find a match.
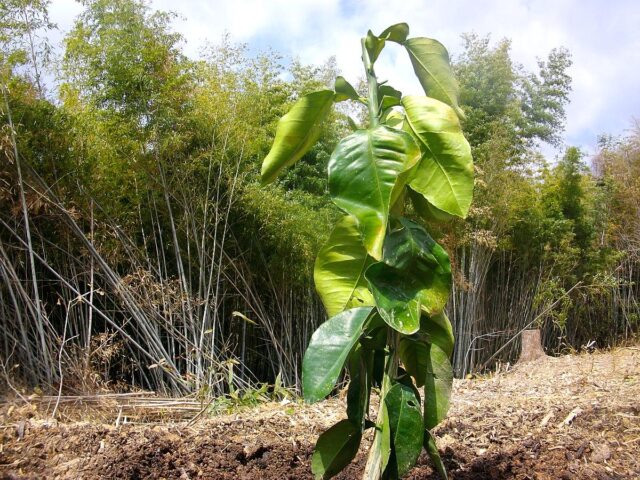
[1,347,638,479]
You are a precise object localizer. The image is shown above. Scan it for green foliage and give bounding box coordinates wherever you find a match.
[262,23,473,479]
[328,125,420,259]
[302,307,373,403]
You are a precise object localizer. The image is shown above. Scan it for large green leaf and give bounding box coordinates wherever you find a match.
[403,38,464,118]
[314,215,374,318]
[311,419,362,480]
[384,383,423,476]
[423,342,453,430]
[261,90,334,185]
[365,218,451,334]
[425,430,448,480]
[328,126,419,260]
[403,95,473,218]
[303,307,373,403]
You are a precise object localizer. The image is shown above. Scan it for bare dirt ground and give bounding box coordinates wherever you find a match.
[1,346,638,479]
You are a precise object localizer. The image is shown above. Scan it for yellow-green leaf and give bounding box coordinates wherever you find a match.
[403,95,473,218]
[261,90,334,185]
[314,215,374,317]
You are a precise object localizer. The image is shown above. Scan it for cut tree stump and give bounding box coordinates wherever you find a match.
[518,329,546,363]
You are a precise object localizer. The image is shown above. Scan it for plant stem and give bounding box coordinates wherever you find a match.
[361,38,379,127]
[363,330,398,479]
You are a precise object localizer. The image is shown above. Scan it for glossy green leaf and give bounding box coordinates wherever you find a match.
[424,342,453,429]
[403,95,473,218]
[328,126,420,260]
[335,76,360,102]
[385,383,423,477]
[314,215,374,317]
[379,23,409,44]
[425,430,448,480]
[404,38,464,118]
[303,307,373,403]
[365,218,452,334]
[261,90,334,185]
[311,419,362,479]
[409,186,456,223]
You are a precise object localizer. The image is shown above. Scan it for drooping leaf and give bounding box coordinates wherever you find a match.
[425,430,448,480]
[365,218,451,334]
[404,38,464,118]
[408,186,456,223]
[399,313,453,389]
[303,307,373,403]
[385,383,423,477]
[347,344,371,426]
[403,95,473,218]
[422,312,454,357]
[311,419,362,480]
[398,337,428,388]
[379,23,410,44]
[314,215,374,317]
[328,126,420,260]
[261,90,334,184]
[423,342,453,429]
[335,76,360,102]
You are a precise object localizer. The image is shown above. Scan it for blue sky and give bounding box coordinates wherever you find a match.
[49,0,640,159]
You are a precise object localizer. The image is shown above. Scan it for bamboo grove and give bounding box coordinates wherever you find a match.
[1,0,638,407]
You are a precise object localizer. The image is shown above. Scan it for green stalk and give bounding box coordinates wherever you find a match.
[361,38,380,127]
[363,330,398,479]
[360,35,392,480]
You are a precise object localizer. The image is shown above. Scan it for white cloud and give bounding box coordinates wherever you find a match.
[47,0,640,157]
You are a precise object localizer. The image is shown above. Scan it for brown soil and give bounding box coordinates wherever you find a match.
[1,347,638,479]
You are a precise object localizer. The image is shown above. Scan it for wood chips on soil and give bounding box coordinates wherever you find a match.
[0,346,638,479]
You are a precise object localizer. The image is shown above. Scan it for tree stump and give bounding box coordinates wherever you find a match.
[518,329,546,363]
